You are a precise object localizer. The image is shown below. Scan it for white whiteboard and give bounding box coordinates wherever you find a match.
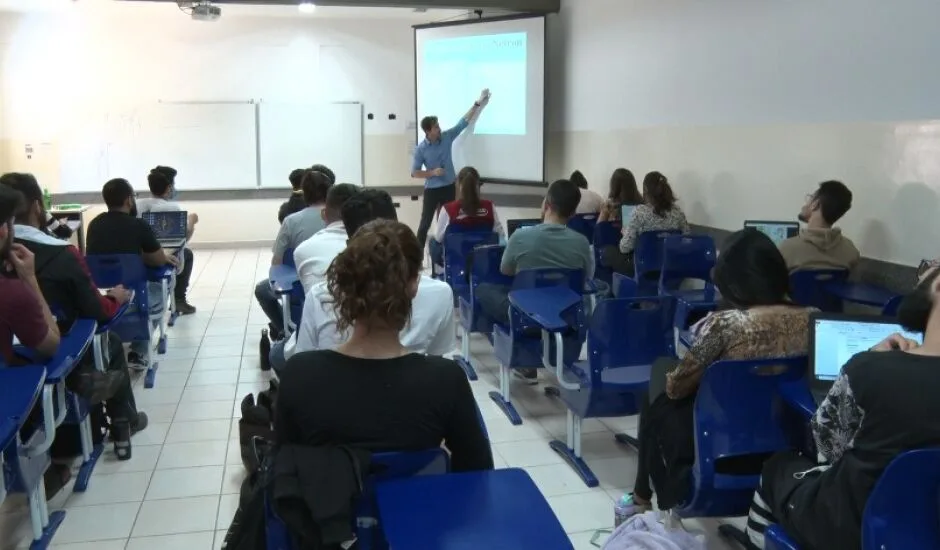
[258,102,363,187]
[59,102,258,192]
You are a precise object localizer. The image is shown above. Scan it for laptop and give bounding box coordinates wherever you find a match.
[143,211,188,249]
[507,218,541,237]
[621,204,637,222]
[743,220,800,246]
[809,312,923,403]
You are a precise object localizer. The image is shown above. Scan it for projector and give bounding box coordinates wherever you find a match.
[190,1,221,22]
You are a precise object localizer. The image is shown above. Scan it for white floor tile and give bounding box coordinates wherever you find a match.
[125,531,216,550]
[146,466,224,500]
[175,401,235,422]
[149,372,192,388]
[187,369,239,387]
[222,465,247,495]
[202,335,245,349]
[166,419,233,443]
[216,494,240,531]
[525,463,597,498]
[485,419,550,443]
[579,431,633,461]
[214,529,226,550]
[135,385,184,406]
[585,455,638,491]
[546,491,614,534]
[181,384,238,404]
[226,439,244,466]
[55,502,141,544]
[134,422,170,447]
[157,358,196,373]
[538,414,610,439]
[568,529,609,550]
[95,444,162,475]
[192,357,242,372]
[49,540,128,550]
[67,471,152,508]
[197,346,244,359]
[493,439,564,468]
[132,496,220,538]
[160,347,201,360]
[157,440,229,469]
[141,403,179,424]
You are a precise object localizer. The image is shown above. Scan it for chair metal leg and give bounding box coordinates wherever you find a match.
[614,432,640,449]
[488,364,522,425]
[548,410,599,487]
[454,328,477,381]
[73,395,103,493]
[144,315,159,389]
[718,524,761,549]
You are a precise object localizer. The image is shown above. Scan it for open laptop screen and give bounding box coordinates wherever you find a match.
[507,218,540,237]
[621,205,637,222]
[743,220,799,246]
[812,315,923,382]
[143,211,187,241]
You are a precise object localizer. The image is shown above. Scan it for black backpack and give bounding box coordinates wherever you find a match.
[221,437,273,550]
[239,380,278,472]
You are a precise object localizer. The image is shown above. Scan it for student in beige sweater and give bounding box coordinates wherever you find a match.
[779,180,861,273]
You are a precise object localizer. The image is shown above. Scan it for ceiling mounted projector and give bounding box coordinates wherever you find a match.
[178,1,222,22]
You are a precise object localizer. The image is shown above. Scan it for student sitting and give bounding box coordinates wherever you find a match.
[778,180,860,273]
[3,173,148,444]
[275,218,493,473]
[254,170,332,341]
[745,266,940,550]
[278,164,335,224]
[475,178,593,382]
[136,166,198,315]
[428,166,505,272]
[605,171,690,276]
[85,178,179,367]
[597,168,643,222]
[626,229,814,515]
[270,189,455,373]
[571,170,605,214]
[293,183,360,294]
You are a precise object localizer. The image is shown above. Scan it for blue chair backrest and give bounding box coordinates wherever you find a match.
[443,230,499,288]
[585,296,674,386]
[84,254,150,314]
[593,221,622,249]
[634,230,682,286]
[511,268,583,293]
[469,245,511,289]
[789,269,848,312]
[659,235,716,292]
[282,247,296,269]
[862,448,940,549]
[882,294,903,317]
[568,213,598,241]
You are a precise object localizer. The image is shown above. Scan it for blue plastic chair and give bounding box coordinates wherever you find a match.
[265,448,451,550]
[882,294,903,316]
[455,245,511,381]
[567,213,598,242]
[441,229,499,302]
[788,270,848,312]
[141,210,188,327]
[766,448,940,550]
[676,356,808,519]
[551,296,675,487]
[489,269,586,425]
[658,234,716,294]
[86,254,166,388]
[592,220,622,284]
[269,247,304,333]
[632,229,683,296]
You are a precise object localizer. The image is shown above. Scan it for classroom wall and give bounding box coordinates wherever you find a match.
[547,0,940,265]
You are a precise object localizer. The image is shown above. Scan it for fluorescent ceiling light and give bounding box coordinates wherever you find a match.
[298,2,316,13]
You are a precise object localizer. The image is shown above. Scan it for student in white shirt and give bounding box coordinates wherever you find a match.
[269,189,456,373]
[137,166,199,314]
[293,183,360,294]
[570,170,605,214]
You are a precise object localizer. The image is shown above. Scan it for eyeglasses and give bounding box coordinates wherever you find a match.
[915,258,939,284]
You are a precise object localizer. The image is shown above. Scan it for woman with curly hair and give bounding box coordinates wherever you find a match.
[274,219,493,472]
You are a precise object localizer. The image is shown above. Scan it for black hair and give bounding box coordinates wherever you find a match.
[324,183,360,217]
[102,178,135,210]
[420,116,438,134]
[289,168,306,190]
[643,171,677,216]
[0,173,42,224]
[569,170,589,190]
[813,180,853,225]
[713,229,791,308]
[310,164,336,186]
[301,170,332,206]
[0,183,23,224]
[609,168,642,205]
[545,179,581,219]
[340,188,398,237]
[147,167,174,196]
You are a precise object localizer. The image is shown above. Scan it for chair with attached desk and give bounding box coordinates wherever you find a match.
[765,448,940,550]
[592,220,622,284]
[613,229,683,298]
[268,248,304,334]
[85,254,165,388]
[657,235,719,352]
[377,468,574,550]
[788,269,848,312]
[438,227,499,304]
[455,245,511,381]
[265,448,451,550]
[550,296,674,487]
[824,280,900,314]
[567,212,598,242]
[489,269,587,425]
[142,211,188,327]
[671,357,808,544]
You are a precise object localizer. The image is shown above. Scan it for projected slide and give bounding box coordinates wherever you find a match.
[420,32,527,135]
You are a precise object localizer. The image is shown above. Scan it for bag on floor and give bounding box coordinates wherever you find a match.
[239,379,279,472]
[601,511,706,550]
[222,437,274,550]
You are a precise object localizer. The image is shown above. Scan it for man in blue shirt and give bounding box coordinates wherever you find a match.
[411,88,490,247]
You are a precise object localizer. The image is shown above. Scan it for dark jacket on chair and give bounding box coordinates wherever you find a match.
[273,444,372,550]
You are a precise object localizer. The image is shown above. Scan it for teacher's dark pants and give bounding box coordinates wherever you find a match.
[417,183,456,248]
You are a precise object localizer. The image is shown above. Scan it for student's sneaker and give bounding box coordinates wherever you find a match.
[513,368,539,385]
[127,351,148,370]
[175,300,196,315]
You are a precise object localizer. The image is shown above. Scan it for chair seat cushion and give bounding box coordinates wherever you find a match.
[600,364,653,386]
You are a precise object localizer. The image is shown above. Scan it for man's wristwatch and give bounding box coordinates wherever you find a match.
[474,101,481,107]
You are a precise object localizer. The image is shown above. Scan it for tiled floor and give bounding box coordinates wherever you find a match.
[0,248,739,550]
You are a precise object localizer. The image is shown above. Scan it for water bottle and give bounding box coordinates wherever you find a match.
[42,187,52,210]
[614,494,632,527]
[112,417,133,461]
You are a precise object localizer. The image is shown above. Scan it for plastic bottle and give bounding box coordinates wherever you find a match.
[614,494,633,527]
[42,187,52,210]
[112,417,133,461]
